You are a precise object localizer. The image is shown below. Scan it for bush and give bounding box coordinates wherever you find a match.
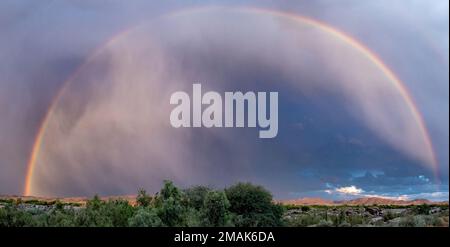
[202,191,232,226]
[338,221,351,227]
[47,209,76,227]
[86,195,103,211]
[155,181,186,226]
[184,186,211,210]
[136,189,152,207]
[414,204,431,215]
[286,214,321,227]
[75,195,113,227]
[0,207,8,226]
[185,208,202,227]
[128,208,162,227]
[383,210,396,221]
[399,216,415,227]
[399,216,426,227]
[103,199,135,227]
[301,206,310,212]
[55,200,64,210]
[316,219,334,227]
[420,215,444,227]
[30,213,50,227]
[225,182,284,227]
[0,206,34,227]
[348,215,366,226]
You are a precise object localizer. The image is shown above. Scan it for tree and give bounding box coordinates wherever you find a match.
[159,180,182,201]
[47,209,76,227]
[184,208,202,227]
[301,206,310,212]
[75,195,113,227]
[0,206,34,227]
[155,180,186,226]
[0,207,8,227]
[184,186,211,210]
[136,189,152,207]
[225,182,284,227]
[54,200,64,210]
[103,199,135,227]
[202,191,232,226]
[86,195,103,210]
[414,204,431,215]
[128,208,162,227]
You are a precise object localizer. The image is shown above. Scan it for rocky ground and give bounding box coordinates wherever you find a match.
[283,204,449,227]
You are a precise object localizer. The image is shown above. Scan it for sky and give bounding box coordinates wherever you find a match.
[0,0,448,201]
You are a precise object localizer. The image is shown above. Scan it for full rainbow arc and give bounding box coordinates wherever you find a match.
[23,7,438,196]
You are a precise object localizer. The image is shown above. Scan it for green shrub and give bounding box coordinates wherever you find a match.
[286,214,321,227]
[338,221,351,227]
[0,207,7,226]
[422,215,445,227]
[136,189,152,207]
[348,215,366,226]
[184,186,211,210]
[74,195,113,227]
[0,206,34,227]
[0,198,14,204]
[104,199,135,227]
[86,195,103,210]
[128,208,162,227]
[75,209,113,227]
[202,191,232,226]
[185,208,203,227]
[301,206,311,212]
[399,216,426,227]
[55,200,64,210]
[316,219,333,227]
[225,182,284,227]
[155,181,186,226]
[383,210,396,221]
[413,204,431,215]
[47,209,76,227]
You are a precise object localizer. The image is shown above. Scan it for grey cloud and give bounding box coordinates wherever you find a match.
[0,1,447,199]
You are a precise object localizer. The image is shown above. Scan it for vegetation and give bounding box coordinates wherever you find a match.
[0,181,448,227]
[0,181,284,227]
[283,204,449,227]
[225,182,285,227]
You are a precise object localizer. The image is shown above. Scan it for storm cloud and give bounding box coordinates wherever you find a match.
[0,1,448,200]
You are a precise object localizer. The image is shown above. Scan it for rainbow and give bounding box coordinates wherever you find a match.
[23,7,438,196]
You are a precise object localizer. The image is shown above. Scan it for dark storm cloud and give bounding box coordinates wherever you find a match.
[0,1,448,200]
[0,0,194,194]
